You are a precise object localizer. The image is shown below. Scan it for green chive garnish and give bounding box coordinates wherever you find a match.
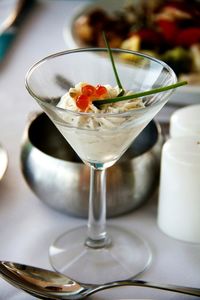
[93,81,187,106]
[103,32,125,96]
[93,32,187,108]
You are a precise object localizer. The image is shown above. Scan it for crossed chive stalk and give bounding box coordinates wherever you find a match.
[93,32,187,107]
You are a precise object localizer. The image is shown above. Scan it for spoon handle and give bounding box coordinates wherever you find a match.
[94,279,200,297]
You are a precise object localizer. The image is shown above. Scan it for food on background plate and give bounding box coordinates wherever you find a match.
[74,0,200,83]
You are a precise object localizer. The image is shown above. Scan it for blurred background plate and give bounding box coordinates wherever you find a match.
[63,0,137,49]
[63,0,200,100]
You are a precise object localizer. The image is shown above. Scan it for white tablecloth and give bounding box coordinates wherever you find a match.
[0,1,200,299]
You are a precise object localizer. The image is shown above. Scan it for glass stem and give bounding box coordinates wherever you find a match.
[85,167,110,249]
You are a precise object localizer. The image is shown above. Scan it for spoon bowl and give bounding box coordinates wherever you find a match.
[0,261,200,299]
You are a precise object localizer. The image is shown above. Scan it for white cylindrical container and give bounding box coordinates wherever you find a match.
[158,137,200,243]
[170,104,200,138]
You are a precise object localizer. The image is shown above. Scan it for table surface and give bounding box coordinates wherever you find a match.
[0,1,200,299]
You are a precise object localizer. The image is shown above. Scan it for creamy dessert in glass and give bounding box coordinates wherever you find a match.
[56,82,146,167]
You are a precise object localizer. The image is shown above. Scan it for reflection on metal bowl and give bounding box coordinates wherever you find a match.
[0,144,8,181]
[20,112,163,218]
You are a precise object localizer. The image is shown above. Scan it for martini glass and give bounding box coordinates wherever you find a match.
[25,48,176,284]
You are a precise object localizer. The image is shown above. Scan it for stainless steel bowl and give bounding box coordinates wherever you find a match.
[20,112,163,218]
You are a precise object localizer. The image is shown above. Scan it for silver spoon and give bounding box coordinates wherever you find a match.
[0,261,200,299]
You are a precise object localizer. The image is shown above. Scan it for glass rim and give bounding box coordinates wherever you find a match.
[25,47,177,118]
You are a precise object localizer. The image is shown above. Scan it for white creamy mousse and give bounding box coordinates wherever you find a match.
[56,82,146,166]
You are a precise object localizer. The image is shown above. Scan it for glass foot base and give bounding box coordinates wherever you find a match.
[49,225,152,284]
